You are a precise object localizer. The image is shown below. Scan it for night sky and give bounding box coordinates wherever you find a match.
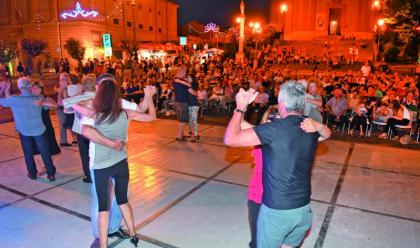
[174,0,270,28]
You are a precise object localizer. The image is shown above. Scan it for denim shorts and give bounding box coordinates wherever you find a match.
[257,203,312,248]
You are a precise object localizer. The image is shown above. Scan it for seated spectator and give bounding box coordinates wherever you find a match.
[224,82,236,105]
[326,88,348,129]
[304,79,323,123]
[349,97,369,137]
[197,83,208,107]
[402,91,419,112]
[348,90,361,112]
[209,82,224,106]
[245,84,270,125]
[373,102,393,123]
[379,101,411,140]
[158,84,173,112]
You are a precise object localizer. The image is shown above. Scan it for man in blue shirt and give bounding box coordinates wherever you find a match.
[224,81,331,248]
[0,77,56,181]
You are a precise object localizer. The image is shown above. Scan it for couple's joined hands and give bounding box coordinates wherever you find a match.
[235,88,323,133]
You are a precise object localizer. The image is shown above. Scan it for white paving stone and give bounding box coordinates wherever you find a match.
[337,167,420,220]
[0,188,23,208]
[0,199,92,248]
[139,181,251,248]
[323,206,420,248]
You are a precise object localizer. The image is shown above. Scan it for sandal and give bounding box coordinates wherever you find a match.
[130,234,140,247]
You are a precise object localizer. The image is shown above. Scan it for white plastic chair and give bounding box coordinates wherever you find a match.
[369,120,387,137]
[389,111,415,139]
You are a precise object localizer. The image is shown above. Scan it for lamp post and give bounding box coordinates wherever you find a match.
[280,3,287,40]
[56,0,63,59]
[371,0,381,61]
[131,0,136,44]
[377,18,384,61]
[236,0,246,60]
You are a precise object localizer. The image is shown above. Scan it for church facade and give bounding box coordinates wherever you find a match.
[270,0,378,40]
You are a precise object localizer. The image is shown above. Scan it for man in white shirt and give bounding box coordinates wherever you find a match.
[361,62,371,77]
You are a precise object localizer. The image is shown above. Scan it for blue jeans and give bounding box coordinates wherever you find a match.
[19,132,56,176]
[257,203,312,248]
[90,168,123,238]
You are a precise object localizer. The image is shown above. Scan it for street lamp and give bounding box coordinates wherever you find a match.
[249,21,261,49]
[280,3,287,40]
[376,19,385,61]
[372,0,380,10]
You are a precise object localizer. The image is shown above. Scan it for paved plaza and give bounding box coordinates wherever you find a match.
[0,116,419,248]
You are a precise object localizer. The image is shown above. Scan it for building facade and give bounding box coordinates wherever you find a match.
[270,0,377,40]
[0,0,178,60]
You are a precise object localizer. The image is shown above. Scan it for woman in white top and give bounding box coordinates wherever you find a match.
[379,101,411,140]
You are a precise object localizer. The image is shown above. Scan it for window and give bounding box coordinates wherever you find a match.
[139,24,144,30]
[127,21,132,27]
[149,26,153,32]
[158,28,162,33]
[113,18,119,25]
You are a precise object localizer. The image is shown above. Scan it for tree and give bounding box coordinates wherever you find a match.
[382,0,420,62]
[120,39,138,62]
[64,38,86,73]
[0,40,19,65]
[21,39,47,74]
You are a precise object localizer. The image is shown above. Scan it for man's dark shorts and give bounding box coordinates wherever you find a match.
[175,102,189,123]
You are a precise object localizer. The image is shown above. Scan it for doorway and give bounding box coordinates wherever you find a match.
[328,8,342,35]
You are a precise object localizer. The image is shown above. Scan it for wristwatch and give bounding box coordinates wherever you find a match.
[235,109,245,114]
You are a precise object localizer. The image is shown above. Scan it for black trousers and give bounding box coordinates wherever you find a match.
[248,200,261,248]
[77,134,90,179]
[327,114,348,128]
[386,118,410,137]
[350,115,367,131]
[19,132,56,177]
[94,159,129,212]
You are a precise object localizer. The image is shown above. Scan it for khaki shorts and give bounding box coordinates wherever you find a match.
[175,102,189,123]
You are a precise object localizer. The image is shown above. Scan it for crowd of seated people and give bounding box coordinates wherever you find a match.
[95,52,418,144]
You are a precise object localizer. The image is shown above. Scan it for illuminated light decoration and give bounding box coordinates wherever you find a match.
[204,22,219,33]
[61,2,99,20]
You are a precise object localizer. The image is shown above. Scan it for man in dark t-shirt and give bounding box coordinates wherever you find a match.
[224,81,331,248]
[173,65,191,140]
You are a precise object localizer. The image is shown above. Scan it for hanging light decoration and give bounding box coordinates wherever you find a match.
[204,22,219,33]
[61,2,99,19]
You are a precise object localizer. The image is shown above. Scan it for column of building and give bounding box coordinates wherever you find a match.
[9,0,17,24]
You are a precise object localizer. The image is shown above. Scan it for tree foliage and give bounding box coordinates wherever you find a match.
[382,0,419,61]
[64,38,85,72]
[64,38,85,62]
[0,40,19,64]
[21,39,47,57]
[121,39,137,55]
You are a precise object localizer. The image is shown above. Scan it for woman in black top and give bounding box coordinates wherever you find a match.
[31,81,61,156]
